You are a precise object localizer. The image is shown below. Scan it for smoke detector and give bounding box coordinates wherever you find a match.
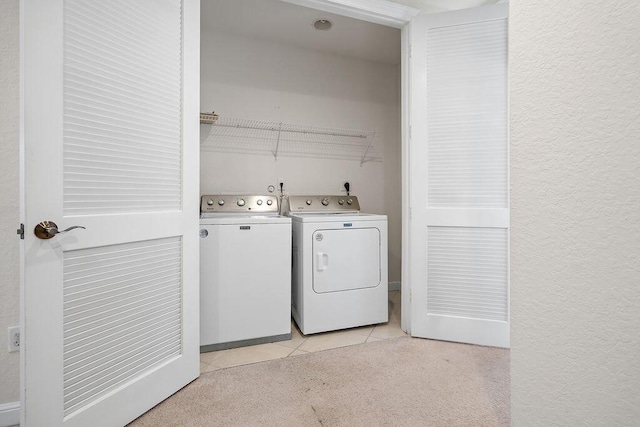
[312,18,333,31]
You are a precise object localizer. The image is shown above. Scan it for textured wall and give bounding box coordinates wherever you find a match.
[0,0,21,404]
[510,1,640,425]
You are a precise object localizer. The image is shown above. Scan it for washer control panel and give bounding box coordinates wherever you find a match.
[201,195,279,213]
[288,195,360,213]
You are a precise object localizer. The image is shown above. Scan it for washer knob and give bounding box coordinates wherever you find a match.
[338,199,344,205]
[207,199,214,206]
[321,198,329,206]
[347,199,353,205]
[306,199,312,205]
[257,199,263,206]
[237,199,246,207]
[217,199,224,206]
[266,199,273,206]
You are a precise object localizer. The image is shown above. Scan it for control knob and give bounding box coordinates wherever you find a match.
[237,199,246,207]
[257,199,263,206]
[321,198,329,206]
[217,199,224,206]
[347,199,353,205]
[306,199,312,206]
[338,199,344,205]
[207,199,214,206]
[266,199,273,206]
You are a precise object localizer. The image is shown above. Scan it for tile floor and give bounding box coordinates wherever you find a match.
[200,290,405,373]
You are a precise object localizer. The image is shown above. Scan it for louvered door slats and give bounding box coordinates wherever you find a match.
[62,237,182,416]
[63,0,183,215]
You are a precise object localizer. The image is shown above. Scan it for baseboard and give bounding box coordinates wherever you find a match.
[0,402,19,427]
[389,281,401,292]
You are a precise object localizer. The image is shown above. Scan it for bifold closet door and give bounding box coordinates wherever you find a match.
[409,3,510,348]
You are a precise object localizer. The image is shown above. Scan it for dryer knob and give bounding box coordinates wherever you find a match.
[257,199,263,206]
[266,199,273,206]
[321,198,329,206]
[347,199,353,205]
[237,199,246,207]
[217,199,225,206]
[306,199,312,206]
[338,199,344,205]
[207,199,214,206]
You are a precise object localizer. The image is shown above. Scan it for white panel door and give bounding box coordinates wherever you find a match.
[21,1,200,425]
[409,3,509,348]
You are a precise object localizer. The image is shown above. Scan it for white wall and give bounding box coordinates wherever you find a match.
[0,0,20,405]
[510,1,640,425]
[200,30,402,282]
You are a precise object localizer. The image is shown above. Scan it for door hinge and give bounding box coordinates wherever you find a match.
[16,223,24,240]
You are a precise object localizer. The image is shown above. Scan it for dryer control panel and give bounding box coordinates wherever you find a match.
[201,195,279,213]
[288,195,360,213]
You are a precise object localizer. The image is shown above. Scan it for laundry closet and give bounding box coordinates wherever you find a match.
[199,0,403,284]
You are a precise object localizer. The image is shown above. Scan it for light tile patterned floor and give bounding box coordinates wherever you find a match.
[200,290,405,373]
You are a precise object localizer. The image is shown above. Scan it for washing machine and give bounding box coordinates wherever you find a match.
[199,194,291,352]
[287,195,388,334]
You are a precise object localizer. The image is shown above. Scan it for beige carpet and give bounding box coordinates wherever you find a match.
[130,336,509,427]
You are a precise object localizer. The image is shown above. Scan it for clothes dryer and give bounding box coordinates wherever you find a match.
[286,195,388,334]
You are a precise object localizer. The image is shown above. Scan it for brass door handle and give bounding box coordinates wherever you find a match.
[34,221,86,240]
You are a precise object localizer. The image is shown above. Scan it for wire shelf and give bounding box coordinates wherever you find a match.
[200,116,381,165]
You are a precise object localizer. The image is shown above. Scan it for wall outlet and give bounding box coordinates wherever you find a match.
[8,326,20,353]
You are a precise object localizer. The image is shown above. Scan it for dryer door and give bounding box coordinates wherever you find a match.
[312,228,381,293]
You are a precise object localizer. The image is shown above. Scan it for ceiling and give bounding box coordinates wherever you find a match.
[201,0,401,65]
[201,0,502,65]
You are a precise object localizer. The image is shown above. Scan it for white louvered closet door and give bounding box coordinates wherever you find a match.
[22,1,200,426]
[409,3,509,348]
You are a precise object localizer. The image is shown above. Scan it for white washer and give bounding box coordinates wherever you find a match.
[287,195,388,334]
[199,194,291,352]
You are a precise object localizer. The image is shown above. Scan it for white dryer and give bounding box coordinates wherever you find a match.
[199,195,291,352]
[287,195,388,334]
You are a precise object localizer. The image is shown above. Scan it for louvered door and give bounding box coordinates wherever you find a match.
[22,1,200,425]
[409,3,509,347]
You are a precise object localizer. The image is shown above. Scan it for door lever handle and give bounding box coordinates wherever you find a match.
[34,221,86,240]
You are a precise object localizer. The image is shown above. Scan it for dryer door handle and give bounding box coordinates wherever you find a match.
[316,252,329,271]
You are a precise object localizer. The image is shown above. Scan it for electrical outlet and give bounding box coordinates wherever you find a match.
[8,326,20,353]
